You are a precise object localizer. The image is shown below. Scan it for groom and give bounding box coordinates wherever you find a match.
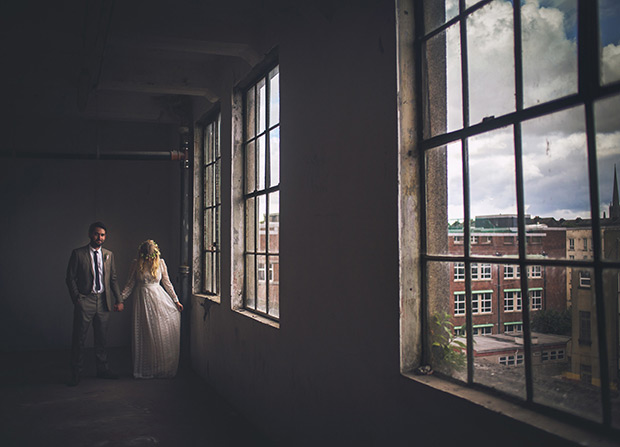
[66,222,124,386]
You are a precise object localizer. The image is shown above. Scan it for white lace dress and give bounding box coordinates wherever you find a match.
[121,259,181,379]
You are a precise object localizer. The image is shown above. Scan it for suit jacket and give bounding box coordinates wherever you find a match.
[66,245,122,312]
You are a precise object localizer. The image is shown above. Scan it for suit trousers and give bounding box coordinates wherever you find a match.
[70,293,111,375]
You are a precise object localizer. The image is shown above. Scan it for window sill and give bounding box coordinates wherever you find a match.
[403,372,618,447]
[193,293,221,304]
[232,308,280,329]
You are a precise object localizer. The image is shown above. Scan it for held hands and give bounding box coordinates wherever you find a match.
[114,303,125,312]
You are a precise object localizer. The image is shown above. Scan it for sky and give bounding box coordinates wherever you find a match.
[444,0,620,222]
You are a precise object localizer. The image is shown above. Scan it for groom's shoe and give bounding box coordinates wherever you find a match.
[68,373,81,387]
[97,370,119,380]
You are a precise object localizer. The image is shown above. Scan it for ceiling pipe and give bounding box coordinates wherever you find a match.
[0,150,186,161]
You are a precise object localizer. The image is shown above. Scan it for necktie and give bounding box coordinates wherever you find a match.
[94,250,101,292]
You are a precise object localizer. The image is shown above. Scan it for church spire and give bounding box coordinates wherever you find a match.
[610,165,620,221]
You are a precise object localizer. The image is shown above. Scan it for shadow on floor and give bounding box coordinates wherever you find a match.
[0,347,274,447]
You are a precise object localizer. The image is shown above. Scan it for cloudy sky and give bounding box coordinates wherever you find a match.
[444,0,620,222]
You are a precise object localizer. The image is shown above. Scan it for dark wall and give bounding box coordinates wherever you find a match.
[0,123,181,351]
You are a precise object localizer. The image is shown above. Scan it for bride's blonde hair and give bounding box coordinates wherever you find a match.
[137,240,160,278]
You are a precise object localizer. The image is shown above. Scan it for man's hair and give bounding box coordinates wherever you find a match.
[88,221,107,235]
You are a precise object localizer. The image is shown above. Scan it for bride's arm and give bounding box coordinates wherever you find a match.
[160,259,181,306]
[120,260,137,302]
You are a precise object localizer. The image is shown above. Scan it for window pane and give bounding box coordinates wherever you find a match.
[205,164,214,207]
[269,127,280,187]
[257,194,267,252]
[600,0,620,85]
[427,261,466,382]
[268,256,280,319]
[423,0,458,34]
[269,66,280,127]
[468,126,517,223]
[467,0,515,125]
[246,85,256,139]
[246,140,256,194]
[257,254,267,313]
[245,254,256,310]
[268,191,280,254]
[258,77,267,134]
[533,267,602,423]
[522,0,578,109]
[595,95,620,262]
[604,268,620,429]
[245,197,256,253]
[425,145,450,256]
[258,135,266,190]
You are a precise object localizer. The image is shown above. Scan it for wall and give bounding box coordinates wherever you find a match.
[188,2,582,446]
[0,121,181,351]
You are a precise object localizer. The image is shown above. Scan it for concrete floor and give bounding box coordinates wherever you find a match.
[0,348,274,447]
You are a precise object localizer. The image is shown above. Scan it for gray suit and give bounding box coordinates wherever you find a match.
[66,245,122,376]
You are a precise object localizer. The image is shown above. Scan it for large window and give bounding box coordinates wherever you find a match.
[242,64,280,319]
[202,113,221,295]
[405,0,620,432]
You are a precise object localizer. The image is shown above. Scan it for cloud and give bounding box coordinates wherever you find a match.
[445,0,620,221]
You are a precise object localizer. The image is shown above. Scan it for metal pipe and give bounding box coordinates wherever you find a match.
[0,150,186,161]
[178,126,191,362]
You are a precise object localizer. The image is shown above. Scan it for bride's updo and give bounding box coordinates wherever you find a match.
[137,240,161,278]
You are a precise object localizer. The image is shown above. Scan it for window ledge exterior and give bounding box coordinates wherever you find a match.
[403,372,619,447]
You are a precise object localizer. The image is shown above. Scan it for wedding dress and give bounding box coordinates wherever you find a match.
[121,259,181,379]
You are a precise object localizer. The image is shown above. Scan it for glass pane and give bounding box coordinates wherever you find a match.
[533,267,602,423]
[204,208,214,252]
[427,260,467,382]
[595,95,620,262]
[258,77,267,134]
[205,164,214,207]
[269,127,280,187]
[246,85,256,140]
[258,135,266,190]
[257,194,267,252]
[468,127,517,234]
[521,106,590,260]
[215,158,221,205]
[467,0,515,125]
[425,145,450,256]
[204,252,213,293]
[423,29,450,139]
[268,191,280,254]
[604,268,620,429]
[215,114,221,158]
[268,255,280,319]
[245,254,256,310]
[245,197,256,253]
[522,0,578,108]
[446,23,463,133]
[257,254,267,313]
[269,66,280,127]
[205,123,213,164]
[245,140,255,194]
[423,0,458,34]
[600,0,620,85]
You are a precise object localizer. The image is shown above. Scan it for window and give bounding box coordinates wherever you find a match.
[583,238,588,251]
[503,236,515,245]
[472,291,492,314]
[241,63,280,319]
[471,263,492,280]
[529,289,542,311]
[579,271,591,288]
[454,235,464,244]
[542,350,565,362]
[504,323,522,334]
[454,292,466,316]
[568,238,575,251]
[399,0,620,432]
[472,325,492,335]
[504,265,520,279]
[471,235,479,244]
[200,113,222,296]
[503,290,521,312]
[499,354,524,366]
[454,262,465,280]
[528,265,542,278]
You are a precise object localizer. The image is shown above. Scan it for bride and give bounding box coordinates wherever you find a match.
[121,240,183,378]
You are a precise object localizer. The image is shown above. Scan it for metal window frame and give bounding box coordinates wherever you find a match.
[202,112,222,296]
[241,61,280,321]
[416,0,620,429]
